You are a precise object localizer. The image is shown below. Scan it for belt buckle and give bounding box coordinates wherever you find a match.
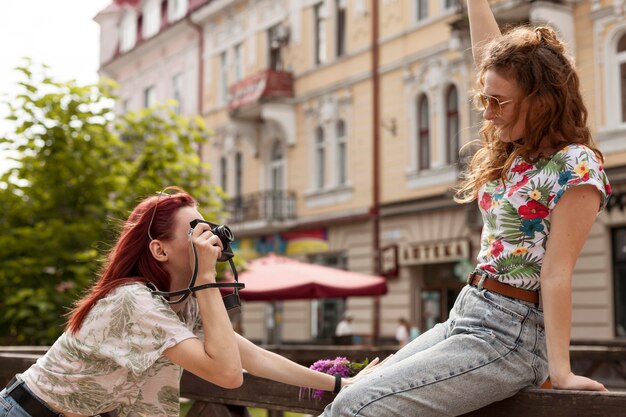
[469,270,488,289]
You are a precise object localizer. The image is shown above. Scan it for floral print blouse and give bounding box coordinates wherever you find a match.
[476,144,611,290]
[20,283,202,417]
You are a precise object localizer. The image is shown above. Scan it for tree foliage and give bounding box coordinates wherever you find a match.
[0,61,224,345]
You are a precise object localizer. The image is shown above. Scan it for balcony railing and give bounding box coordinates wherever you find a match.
[225,190,297,223]
[228,70,294,112]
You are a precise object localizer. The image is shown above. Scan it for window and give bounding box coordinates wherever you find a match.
[315,126,325,189]
[417,0,428,21]
[120,11,137,52]
[220,156,228,193]
[268,25,282,70]
[619,33,626,123]
[219,51,228,106]
[270,141,284,192]
[235,152,243,197]
[269,141,285,219]
[172,73,183,114]
[142,0,161,39]
[444,0,457,10]
[613,227,626,337]
[315,2,327,65]
[336,0,346,57]
[143,85,156,108]
[445,85,459,165]
[336,120,347,185]
[234,43,243,82]
[420,263,464,332]
[168,0,187,22]
[309,253,347,341]
[417,94,430,170]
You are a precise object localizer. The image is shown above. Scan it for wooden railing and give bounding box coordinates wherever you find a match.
[1,343,625,417]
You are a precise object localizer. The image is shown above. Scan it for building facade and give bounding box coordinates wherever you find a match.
[97,0,626,343]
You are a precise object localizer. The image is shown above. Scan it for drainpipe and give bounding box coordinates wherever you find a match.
[185,14,205,159]
[371,0,381,345]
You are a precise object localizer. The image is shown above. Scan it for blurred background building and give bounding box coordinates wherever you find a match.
[96,0,626,344]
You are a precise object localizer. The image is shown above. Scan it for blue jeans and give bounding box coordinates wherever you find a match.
[0,378,33,417]
[321,285,548,417]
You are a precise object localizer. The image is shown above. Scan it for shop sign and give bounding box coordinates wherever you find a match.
[399,239,470,266]
[380,245,399,278]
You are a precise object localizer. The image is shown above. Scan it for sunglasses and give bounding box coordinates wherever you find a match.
[478,93,513,116]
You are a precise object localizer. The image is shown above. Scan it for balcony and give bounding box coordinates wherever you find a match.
[225,190,297,224]
[228,70,294,116]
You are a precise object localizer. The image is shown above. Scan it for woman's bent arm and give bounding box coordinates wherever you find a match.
[467,0,502,66]
[540,185,606,391]
[164,285,243,388]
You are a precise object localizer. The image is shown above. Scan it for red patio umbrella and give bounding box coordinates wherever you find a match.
[224,253,388,301]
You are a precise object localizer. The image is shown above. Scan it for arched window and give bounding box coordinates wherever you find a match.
[445,85,460,164]
[269,140,285,193]
[336,120,347,185]
[315,126,325,189]
[417,94,430,170]
[618,33,626,123]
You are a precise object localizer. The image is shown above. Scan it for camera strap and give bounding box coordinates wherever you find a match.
[148,235,244,310]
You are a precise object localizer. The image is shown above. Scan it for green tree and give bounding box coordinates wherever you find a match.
[0,61,223,345]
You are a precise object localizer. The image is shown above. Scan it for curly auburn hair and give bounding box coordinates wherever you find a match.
[455,25,603,203]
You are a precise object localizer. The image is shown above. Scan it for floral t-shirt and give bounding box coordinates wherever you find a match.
[20,283,202,417]
[476,144,611,290]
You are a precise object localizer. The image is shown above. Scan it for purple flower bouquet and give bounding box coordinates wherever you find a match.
[301,356,370,400]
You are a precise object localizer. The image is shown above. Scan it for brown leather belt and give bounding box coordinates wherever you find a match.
[467,272,539,306]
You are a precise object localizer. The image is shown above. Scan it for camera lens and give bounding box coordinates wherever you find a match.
[213,225,234,244]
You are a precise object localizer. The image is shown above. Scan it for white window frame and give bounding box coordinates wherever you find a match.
[172,73,183,114]
[142,0,161,39]
[608,29,626,129]
[417,93,430,171]
[406,89,457,189]
[143,85,156,108]
[234,43,243,82]
[335,119,347,186]
[335,0,347,58]
[120,11,137,52]
[415,0,429,22]
[444,84,460,165]
[314,126,326,190]
[168,0,187,22]
[314,2,327,65]
[219,51,229,107]
[599,25,626,153]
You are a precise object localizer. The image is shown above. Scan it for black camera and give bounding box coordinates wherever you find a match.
[189,219,235,262]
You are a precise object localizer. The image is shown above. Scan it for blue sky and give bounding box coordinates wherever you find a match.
[0,0,111,173]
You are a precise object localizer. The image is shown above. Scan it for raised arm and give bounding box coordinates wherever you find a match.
[540,185,606,391]
[467,0,501,67]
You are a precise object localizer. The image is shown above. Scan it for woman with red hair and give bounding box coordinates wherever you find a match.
[0,187,375,417]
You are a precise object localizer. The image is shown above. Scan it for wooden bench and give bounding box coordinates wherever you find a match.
[180,372,626,417]
[1,345,625,417]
